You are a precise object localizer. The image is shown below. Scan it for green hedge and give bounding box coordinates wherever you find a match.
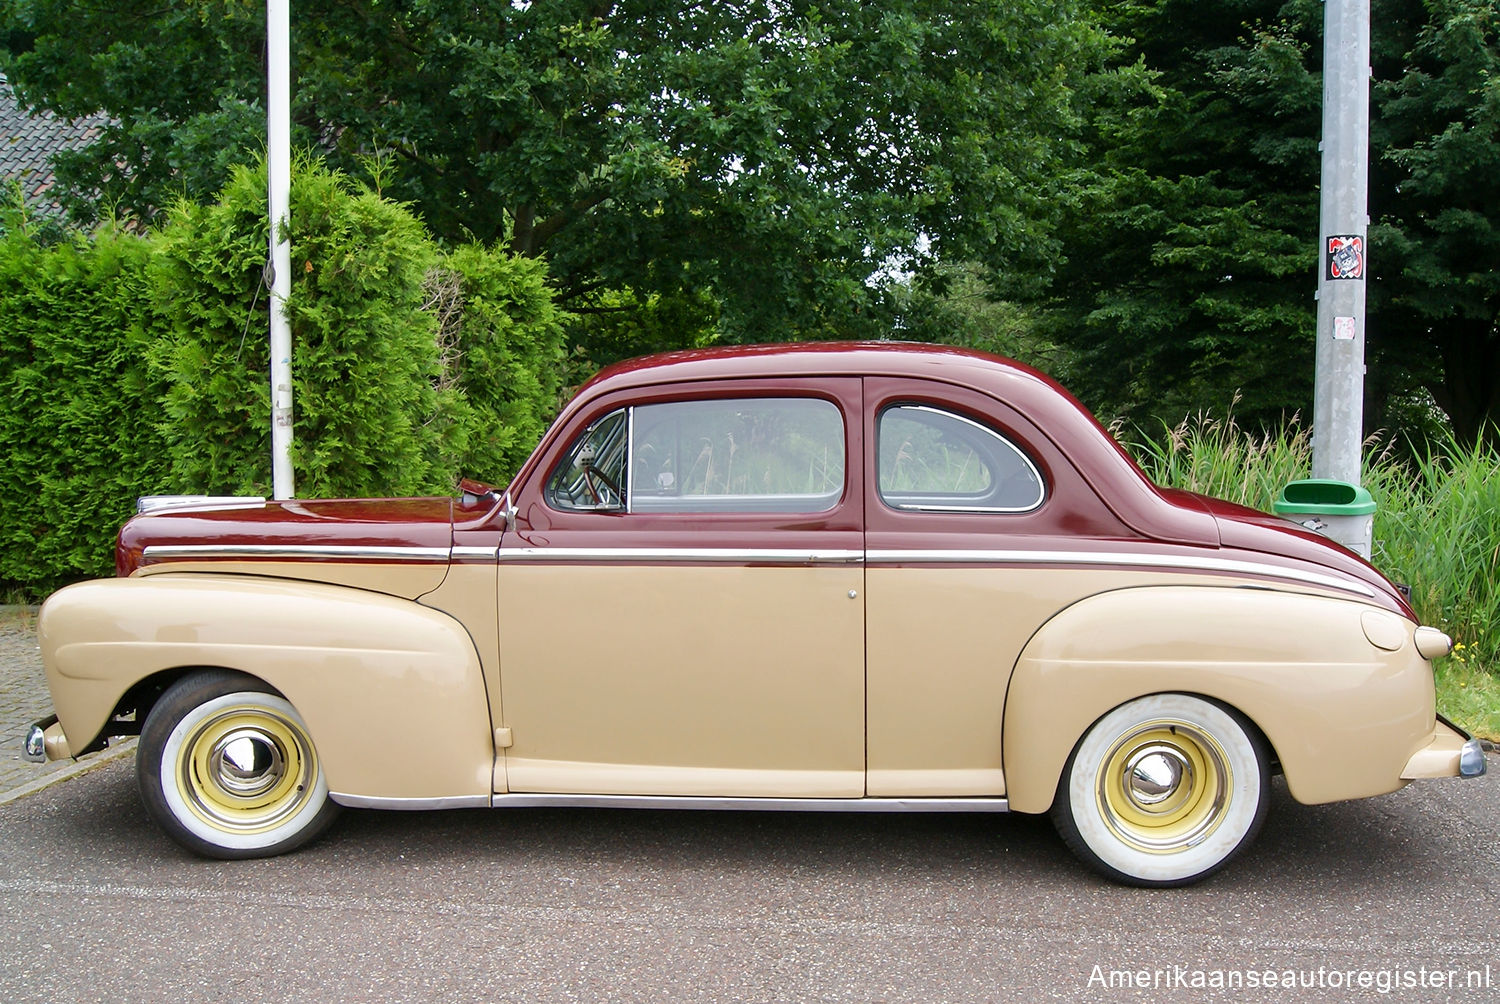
[436,243,564,484]
[0,161,564,594]
[0,223,169,588]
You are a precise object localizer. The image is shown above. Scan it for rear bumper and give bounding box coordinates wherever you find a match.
[1401,714,1487,780]
[22,715,72,763]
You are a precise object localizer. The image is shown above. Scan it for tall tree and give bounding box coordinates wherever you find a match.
[1020,0,1322,430]
[1025,0,1500,445]
[1371,0,1500,445]
[1,1,1101,345]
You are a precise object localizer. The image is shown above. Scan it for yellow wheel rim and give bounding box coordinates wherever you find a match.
[1096,720,1231,854]
[175,703,318,835]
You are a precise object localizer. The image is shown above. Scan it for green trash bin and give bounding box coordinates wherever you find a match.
[1273,479,1375,559]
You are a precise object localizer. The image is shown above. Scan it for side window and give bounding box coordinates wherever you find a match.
[545,398,846,514]
[546,409,628,511]
[878,404,1044,513]
[631,398,845,513]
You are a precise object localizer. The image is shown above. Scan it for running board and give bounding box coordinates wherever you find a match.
[333,792,1010,813]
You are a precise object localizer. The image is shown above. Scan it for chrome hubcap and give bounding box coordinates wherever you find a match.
[1096,721,1231,854]
[1123,745,1193,813]
[209,730,287,798]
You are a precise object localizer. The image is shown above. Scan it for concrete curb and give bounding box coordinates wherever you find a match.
[0,738,136,808]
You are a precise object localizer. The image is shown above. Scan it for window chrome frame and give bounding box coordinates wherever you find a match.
[623,397,846,516]
[877,404,1046,514]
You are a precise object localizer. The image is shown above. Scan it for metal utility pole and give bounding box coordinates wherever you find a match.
[1312,0,1371,551]
[267,0,295,499]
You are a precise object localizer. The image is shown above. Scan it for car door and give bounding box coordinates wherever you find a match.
[861,376,1127,798]
[496,378,866,797]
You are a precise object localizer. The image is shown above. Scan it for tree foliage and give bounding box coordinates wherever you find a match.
[436,244,566,481]
[152,158,565,497]
[1,0,1103,344]
[0,217,168,588]
[151,160,458,497]
[1371,0,1500,445]
[1022,0,1322,429]
[4,0,1495,443]
[1027,0,1500,444]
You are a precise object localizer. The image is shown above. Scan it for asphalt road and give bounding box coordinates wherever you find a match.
[1,755,1497,1004]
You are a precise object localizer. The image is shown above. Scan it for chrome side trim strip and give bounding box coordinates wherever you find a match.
[137,495,267,514]
[143,543,451,562]
[329,792,493,811]
[498,547,865,565]
[487,793,1011,813]
[867,549,1377,597]
[144,541,1372,596]
[889,503,1038,514]
[451,545,499,560]
[330,791,1010,813]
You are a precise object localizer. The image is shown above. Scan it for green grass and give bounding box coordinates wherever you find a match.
[1436,661,1500,742]
[1366,438,1500,681]
[1129,411,1499,740]
[1123,407,1314,510]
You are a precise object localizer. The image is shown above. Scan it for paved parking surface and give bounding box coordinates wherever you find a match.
[2,754,1498,1003]
[4,605,1497,1002]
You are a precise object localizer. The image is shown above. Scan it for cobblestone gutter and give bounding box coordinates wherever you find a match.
[0,607,133,805]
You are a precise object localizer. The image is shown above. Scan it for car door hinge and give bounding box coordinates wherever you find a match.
[494,727,514,750]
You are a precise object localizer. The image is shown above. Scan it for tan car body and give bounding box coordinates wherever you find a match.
[38,558,1465,811]
[28,342,1480,880]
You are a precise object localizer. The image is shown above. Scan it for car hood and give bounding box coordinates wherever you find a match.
[117,497,456,590]
[1161,489,1413,618]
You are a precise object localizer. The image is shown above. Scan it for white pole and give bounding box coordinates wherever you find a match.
[1312,0,1370,551]
[267,0,295,499]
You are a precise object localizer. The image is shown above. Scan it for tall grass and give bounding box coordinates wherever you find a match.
[1124,406,1312,510]
[1368,439,1500,673]
[1129,411,1499,673]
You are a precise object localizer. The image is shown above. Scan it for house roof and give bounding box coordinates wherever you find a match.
[0,73,105,221]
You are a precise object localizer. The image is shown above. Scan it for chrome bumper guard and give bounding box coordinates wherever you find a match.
[1459,738,1488,778]
[22,715,75,763]
[22,715,57,763]
[1443,714,1487,779]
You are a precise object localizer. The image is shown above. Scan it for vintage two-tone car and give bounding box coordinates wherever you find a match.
[25,342,1485,886]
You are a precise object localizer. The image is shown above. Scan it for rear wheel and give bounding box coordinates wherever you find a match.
[1051,693,1269,886]
[138,670,338,859]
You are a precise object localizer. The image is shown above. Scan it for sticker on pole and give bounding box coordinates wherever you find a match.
[1326,236,1364,280]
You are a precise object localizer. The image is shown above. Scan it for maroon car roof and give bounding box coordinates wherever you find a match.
[564,341,1218,548]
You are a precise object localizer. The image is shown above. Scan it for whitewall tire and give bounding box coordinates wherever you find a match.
[138,670,339,859]
[1051,693,1269,886]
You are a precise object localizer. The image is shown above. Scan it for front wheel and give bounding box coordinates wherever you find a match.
[1051,693,1269,887]
[138,670,339,859]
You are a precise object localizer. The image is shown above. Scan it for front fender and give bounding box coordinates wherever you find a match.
[39,574,493,802]
[1002,585,1437,813]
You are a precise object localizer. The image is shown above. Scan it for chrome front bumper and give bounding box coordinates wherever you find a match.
[22,715,72,763]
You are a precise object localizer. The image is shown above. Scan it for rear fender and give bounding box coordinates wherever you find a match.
[1002,586,1437,813]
